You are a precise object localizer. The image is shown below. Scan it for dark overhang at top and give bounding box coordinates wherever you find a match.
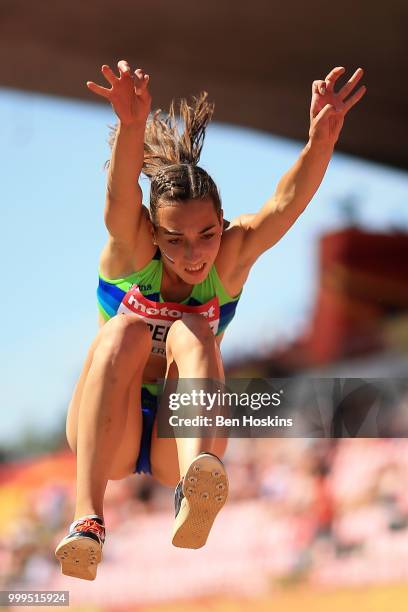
[1,0,406,170]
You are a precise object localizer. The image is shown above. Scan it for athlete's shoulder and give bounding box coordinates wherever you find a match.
[217,214,253,264]
[99,205,156,279]
[214,215,254,297]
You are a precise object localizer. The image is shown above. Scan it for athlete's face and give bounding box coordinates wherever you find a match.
[153,198,223,283]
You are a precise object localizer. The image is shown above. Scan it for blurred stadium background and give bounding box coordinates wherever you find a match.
[1,1,408,610]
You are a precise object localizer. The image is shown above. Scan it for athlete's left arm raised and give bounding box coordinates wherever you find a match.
[236,66,366,267]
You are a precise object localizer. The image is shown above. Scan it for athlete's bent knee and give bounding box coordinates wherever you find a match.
[180,313,213,336]
[102,315,151,352]
[167,314,214,356]
[93,316,152,377]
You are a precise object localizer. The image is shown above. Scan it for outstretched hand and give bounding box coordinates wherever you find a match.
[309,66,366,146]
[86,60,152,126]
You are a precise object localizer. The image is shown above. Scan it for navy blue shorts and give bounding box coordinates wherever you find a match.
[133,384,159,475]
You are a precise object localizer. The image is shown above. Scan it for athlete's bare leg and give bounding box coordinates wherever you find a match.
[160,313,228,479]
[65,315,151,521]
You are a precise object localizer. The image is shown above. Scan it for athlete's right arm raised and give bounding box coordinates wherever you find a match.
[87,60,152,248]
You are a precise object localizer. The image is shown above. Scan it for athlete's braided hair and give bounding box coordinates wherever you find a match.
[107,91,222,226]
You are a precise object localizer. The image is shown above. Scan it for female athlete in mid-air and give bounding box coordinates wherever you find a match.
[55,60,365,580]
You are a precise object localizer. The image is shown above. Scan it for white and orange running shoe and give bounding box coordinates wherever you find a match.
[172,451,229,549]
[54,515,105,580]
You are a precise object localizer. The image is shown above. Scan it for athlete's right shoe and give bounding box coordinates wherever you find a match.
[54,515,105,581]
[172,451,229,549]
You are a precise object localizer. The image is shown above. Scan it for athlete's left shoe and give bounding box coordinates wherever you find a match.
[172,451,229,549]
[54,515,105,580]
